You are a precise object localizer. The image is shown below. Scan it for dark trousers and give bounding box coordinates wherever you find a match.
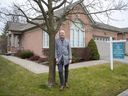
[58,58,69,86]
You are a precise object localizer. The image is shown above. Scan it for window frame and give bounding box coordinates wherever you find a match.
[70,20,85,48]
[43,31,49,48]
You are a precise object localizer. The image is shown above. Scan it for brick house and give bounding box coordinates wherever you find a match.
[5,2,128,58]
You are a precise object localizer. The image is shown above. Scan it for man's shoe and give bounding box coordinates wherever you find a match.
[65,83,69,88]
[60,86,64,90]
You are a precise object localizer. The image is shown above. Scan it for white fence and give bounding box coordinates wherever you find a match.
[95,40,128,60]
[95,40,110,60]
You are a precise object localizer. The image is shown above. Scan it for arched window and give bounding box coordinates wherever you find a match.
[70,20,85,47]
[43,31,49,48]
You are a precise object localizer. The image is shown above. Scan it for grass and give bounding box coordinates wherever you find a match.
[0,56,128,96]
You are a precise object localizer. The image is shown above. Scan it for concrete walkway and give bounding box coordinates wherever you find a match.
[117,89,128,96]
[2,55,49,74]
[114,56,128,64]
[2,55,109,74]
[69,60,108,69]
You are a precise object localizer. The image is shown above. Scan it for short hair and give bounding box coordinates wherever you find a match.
[59,30,65,34]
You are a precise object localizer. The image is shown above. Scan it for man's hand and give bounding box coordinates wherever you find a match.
[69,59,72,64]
[56,58,58,64]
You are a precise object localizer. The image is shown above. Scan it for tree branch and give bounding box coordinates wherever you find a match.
[28,0,42,13]
[54,0,84,32]
[52,0,66,11]
[14,4,47,32]
[34,0,49,29]
[40,0,48,7]
[68,7,128,15]
[65,17,86,32]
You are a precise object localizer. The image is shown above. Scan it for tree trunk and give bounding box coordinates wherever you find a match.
[48,32,56,87]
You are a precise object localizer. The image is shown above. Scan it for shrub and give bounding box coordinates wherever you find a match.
[37,57,48,63]
[14,50,22,57]
[87,39,100,60]
[72,48,85,63]
[72,50,79,63]
[43,49,49,56]
[17,50,34,59]
[83,47,91,61]
[28,55,40,61]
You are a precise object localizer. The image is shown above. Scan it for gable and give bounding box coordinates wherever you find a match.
[67,3,94,26]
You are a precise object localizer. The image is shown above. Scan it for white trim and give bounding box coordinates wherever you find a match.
[110,40,126,43]
[43,31,49,48]
[70,20,85,48]
[110,37,113,70]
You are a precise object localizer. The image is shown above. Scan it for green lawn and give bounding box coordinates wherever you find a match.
[0,56,128,96]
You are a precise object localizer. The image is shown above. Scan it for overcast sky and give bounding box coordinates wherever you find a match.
[0,0,128,34]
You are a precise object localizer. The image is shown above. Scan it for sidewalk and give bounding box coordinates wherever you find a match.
[2,55,49,74]
[2,55,109,74]
[114,56,128,64]
[70,60,108,69]
[117,89,128,96]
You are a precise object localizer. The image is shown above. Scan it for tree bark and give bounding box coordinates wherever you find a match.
[48,32,56,87]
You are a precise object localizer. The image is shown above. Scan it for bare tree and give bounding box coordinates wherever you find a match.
[0,0,128,87]
[0,22,8,54]
[10,4,26,23]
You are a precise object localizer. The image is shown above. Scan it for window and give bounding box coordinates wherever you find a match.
[43,31,49,48]
[70,20,85,47]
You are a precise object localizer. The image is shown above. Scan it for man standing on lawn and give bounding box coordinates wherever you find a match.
[55,30,72,90]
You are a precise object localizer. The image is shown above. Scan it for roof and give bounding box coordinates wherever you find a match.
[6,21,25,32]
[121,28,128,32]
[92,22,128,33]
[93,22,123,32]
[6,21,43,32]
[6,1,128,33]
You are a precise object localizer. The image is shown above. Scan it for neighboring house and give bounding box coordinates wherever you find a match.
[117,28,128,40]
[5,1,128,58]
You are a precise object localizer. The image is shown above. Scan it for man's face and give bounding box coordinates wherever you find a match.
[59,30,65,39]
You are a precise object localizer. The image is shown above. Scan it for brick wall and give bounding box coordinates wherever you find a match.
[20,4,119,58]
[21,28,44,57]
